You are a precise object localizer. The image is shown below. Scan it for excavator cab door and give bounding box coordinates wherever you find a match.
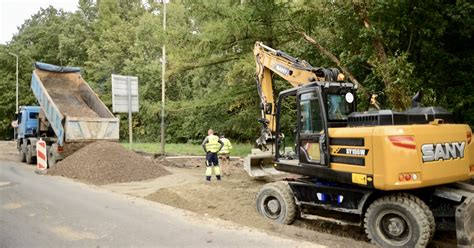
[297,87,328,166]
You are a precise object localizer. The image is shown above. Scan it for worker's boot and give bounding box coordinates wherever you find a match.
[214,166,221,181]
[205,165,212,181]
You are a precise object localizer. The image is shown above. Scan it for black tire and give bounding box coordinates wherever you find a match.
[364,193,434,248]
[411,194,436,242]
[26,144,35,164]
[47,149,56,168]
[19,144,26,162]
[256,181,298,224]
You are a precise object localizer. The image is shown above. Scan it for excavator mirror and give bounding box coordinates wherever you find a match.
[265,103,272,114]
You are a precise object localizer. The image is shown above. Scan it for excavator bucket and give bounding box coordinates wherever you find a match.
[436,181,474,247]
[244,149,285,177]
[454,182,474,247]
[456,196,473,247]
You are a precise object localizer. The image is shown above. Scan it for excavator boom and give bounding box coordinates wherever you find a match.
[254,42,341,134]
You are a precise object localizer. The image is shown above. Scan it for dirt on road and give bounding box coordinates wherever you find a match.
[1,140,456,247]
[145,169,370,247]
[115,157,373,247]
[140,157,456,248]
[0,141,19,162]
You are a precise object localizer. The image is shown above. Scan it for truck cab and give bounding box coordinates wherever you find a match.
[16,106,40,139]
[15,106,40,164]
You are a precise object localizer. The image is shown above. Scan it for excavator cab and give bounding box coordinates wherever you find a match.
[273,83,356,172]
[245,81,356,177]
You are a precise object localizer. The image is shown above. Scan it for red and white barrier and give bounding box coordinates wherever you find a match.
[36,139,47,170]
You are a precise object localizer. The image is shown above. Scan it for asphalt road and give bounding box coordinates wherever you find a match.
[0,155,317,247]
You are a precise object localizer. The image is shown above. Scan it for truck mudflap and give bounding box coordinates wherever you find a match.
[435,181,474,247]
[456,196,473,247]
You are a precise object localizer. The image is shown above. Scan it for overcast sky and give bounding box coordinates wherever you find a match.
[0,0,78,44]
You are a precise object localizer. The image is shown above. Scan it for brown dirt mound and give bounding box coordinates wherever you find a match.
[48,141,170,185]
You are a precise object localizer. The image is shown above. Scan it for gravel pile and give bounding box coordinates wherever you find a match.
[48,141,170,185]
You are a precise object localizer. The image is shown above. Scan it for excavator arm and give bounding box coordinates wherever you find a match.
[253,42,343,148]
[245,42,345,177]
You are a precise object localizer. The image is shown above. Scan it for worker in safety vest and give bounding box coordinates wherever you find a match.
[201,129,224,181]
[218,134,233,165]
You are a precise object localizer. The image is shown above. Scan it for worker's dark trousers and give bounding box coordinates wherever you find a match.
[205,152,221,181]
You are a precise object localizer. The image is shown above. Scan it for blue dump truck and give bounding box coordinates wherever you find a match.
[15,62,119,167]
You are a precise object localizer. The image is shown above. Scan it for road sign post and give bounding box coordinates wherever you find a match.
[127,76,133,149]
[112,75,139,150]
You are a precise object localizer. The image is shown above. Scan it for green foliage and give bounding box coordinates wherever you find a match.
[370,51,419,110]
[0,1,472,141]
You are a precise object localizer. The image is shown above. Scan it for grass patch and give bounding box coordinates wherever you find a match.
[122,142,253,157]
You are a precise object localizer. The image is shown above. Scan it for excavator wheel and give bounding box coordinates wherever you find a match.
[256,181,298,225]
[364,193,434,248]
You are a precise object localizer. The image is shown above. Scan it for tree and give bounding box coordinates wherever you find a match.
[0,1,472,141]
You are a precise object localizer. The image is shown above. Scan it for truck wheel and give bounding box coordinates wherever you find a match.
[47,149,56,168]
[364,193,434,248]
[256,181,297,224]
[26,144,35,164]
[19,144,26,162]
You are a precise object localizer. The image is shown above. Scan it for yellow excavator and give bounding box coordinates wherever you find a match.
[246,42,473,247]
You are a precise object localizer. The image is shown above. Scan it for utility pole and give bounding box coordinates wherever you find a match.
[160,0,167,155]
[127,76,133,150]
[8,52,19,113]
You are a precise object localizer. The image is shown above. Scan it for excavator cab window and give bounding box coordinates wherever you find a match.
[277,94,297,156]
[326,94,351,121]
[297,88,327,166]
[300,92,323,133]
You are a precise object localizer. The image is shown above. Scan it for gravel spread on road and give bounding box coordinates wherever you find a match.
[48,141,170,185]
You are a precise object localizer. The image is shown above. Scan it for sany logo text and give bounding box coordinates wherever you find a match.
[421,142,465,162]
